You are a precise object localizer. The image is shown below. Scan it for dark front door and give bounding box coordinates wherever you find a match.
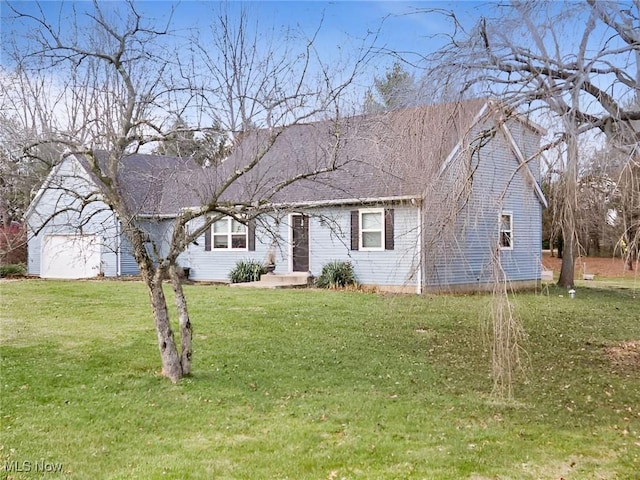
[292,214,309,272]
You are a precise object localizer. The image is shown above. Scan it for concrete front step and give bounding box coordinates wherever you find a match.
[230,272,313,289]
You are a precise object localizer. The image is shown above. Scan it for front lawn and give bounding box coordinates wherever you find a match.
[1,280,639,479]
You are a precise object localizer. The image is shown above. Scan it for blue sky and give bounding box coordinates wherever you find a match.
[1,1,486,72]
[0,1,490,129]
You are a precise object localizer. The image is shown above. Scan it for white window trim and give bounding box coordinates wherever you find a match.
[499,211,513,250]
[359,208,385,251]
[212,217,248,251]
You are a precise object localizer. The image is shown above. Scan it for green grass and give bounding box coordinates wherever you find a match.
[575,276,640,291]
[1,280,639,479]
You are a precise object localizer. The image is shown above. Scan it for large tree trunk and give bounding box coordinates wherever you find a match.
[142,266,183,382]
[558,116,579,288]
[558,227,575,287]
[621,161,639,271]
[169,264,192,376]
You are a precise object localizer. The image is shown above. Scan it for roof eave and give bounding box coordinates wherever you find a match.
[487,99,547,135]
[23,154,86,223]
[499,122,549,208]
[135,213,178,220]
[178,195,422,215]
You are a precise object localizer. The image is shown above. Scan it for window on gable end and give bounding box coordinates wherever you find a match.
[499,212,513,250]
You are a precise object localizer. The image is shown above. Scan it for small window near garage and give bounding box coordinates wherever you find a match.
[499,212,513,249]
[212,217,247,250]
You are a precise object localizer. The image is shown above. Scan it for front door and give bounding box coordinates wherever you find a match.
[292,214,309,272]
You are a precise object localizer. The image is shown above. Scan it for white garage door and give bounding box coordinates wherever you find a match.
[41,235,102,279]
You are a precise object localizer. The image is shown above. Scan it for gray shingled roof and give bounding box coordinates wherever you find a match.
[198,98,488,207]
[83,99,489,215]
[77,151,201,216]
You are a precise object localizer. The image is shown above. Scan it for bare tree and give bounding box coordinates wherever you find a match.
[380,0,640,395]
[422,0,640,287]
[4,1,373,382]
[0,66,70,225]
[0,68,72,266]
[571,149,620,257]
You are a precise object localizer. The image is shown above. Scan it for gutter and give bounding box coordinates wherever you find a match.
[135,213,178,220]
[417,203,423,295]
[178,195,422,215]
[268,195,422,209]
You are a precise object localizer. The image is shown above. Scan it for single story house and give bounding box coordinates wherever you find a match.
[25,98,547,292]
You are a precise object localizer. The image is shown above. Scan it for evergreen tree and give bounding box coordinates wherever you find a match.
[363,62,418,113]
[155,117,228,166]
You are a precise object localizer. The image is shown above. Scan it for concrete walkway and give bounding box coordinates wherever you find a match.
[230,272,313,289]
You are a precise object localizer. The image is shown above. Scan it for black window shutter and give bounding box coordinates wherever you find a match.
[248,219,256,251]
[350,210,359,250]
[384,208,394,250]
[204,223,211,251]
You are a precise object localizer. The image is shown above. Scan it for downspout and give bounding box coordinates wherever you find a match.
[287,213,294,273]
[116,220,121,276]
[417,201,423,295]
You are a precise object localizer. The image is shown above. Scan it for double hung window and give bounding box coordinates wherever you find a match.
[360,209,384,250]
[499,213,513,249]
[350,208,394,251]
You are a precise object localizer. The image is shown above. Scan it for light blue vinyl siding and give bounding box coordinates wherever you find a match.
[185,205,421,289]
[117,219,178,274]
[423,118,543,288]
[26,156,120,277]
[186,216,276,282]
[25,156,176,278]
[27,234,41,276]
[27,113,541,289]
[140,219,175,260]
[119,232,139,275]
[185,120,542,291]
[308,206,420,288]
[505,120,542,182]
[101,241,118,277]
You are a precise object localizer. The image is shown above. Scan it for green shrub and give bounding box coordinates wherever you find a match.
[229,259,265,283]
[0,263,26,278]
[315,260,357,289]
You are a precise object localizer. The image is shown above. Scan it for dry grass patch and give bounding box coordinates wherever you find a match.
[605,340,640,370]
